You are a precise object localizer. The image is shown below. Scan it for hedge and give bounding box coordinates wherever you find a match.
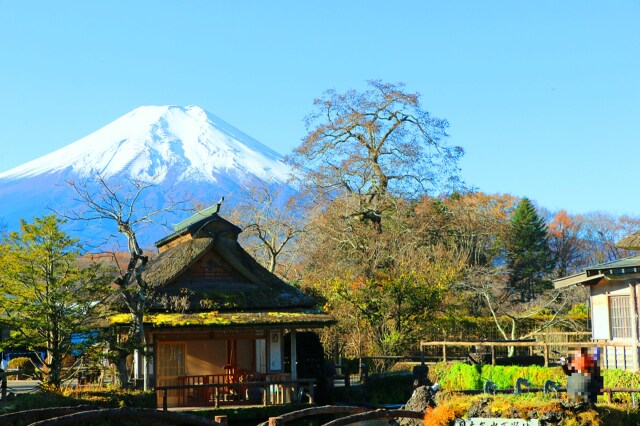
[6,357,35,379]
[429,362,640,398]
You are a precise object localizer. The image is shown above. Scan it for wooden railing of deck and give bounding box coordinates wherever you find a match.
[155,378,315,410]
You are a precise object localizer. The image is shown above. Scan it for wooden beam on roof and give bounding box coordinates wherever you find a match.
[553,272,604,289]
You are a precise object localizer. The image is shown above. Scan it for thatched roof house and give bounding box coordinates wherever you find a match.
[110,204,333,407]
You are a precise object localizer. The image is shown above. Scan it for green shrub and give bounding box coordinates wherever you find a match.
[437,363,482,390]
[430,361,640,401]
[11,388,155,411]
[601,369,640,403]
[7,357,35,378]
[479,365,566,389]
[431,362,567,390]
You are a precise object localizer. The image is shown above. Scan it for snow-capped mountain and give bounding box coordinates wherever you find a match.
[0,105,297,247]
[0,105,292,184]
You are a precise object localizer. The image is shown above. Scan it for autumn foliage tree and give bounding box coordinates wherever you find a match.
[290,81,470,360]
[548,210,589,278]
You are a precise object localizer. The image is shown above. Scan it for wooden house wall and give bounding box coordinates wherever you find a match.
[590,281,633,340]
[185,340,226,375]
[603,345,636,371]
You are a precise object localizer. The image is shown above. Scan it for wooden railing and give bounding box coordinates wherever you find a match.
[155,378,315,410]
[419,340,635,367]
[176,372,256,406]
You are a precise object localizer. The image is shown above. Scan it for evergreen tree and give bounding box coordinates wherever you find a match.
[0,215,110,388]
[505,198,554,302]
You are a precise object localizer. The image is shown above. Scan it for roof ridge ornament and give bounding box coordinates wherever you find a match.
[172,197,225,232]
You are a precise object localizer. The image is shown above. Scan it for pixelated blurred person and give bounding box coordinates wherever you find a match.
[565,347,603,403]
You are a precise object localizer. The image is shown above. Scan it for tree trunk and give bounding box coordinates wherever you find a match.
[114,355,130,388]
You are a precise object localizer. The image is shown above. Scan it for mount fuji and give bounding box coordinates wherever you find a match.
[0,105,297,247]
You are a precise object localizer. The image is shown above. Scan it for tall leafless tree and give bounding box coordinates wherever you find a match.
[455,266,579,356]
[61,174,190,389]
[289,80,463,226]
[227,180,305,277]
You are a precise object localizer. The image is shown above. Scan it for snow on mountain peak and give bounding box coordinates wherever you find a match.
[0,105,293,185]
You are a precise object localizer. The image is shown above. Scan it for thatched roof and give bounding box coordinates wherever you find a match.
[617,233,640,250]
[141,210,318,313]
[108,308,335,329]
[143,237,215,288]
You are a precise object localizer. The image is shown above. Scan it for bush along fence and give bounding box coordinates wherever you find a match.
[430,363,640,403]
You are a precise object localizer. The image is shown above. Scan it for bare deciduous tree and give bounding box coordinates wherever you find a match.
[60,174,190,389]
[227,180,305,277]
[455,266,579,356]
[289,80,463,226]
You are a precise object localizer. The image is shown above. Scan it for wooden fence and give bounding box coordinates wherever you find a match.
[419,340,634,367]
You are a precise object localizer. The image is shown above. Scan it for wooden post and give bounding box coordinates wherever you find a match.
[544,343,549,367]
[269,417,284,426]
[490,345,495,365]
[162,389,167,411]
[291,329,297,402]
[629,282,639,371]
[215,415,228,425]
[607,388,613,403]
[263,385,268,406]
[442,343,447,363]
[344,364,350,388]
[291,330,298,380]
[0,371,6,400]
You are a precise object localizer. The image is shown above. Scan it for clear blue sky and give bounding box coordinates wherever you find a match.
[1,1,638,215]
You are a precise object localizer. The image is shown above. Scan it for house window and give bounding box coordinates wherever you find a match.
[157,343,186,396]
[610,296,632,339]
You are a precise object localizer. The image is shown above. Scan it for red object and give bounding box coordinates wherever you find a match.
[572,353,593,372]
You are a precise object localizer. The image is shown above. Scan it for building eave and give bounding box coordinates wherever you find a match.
[553,272,605,289]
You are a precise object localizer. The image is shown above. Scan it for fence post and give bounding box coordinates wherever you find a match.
[544,343,549,367]
[490,345,495,365]
[344,364,350,388]
[0,371,6,400]
[162,389,167,411]
[263,385,268,406]
[442,343,447,363]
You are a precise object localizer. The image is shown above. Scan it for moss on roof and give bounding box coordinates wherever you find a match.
[108,308,335,328]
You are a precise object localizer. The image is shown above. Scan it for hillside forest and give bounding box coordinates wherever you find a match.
[1,81,639,388]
